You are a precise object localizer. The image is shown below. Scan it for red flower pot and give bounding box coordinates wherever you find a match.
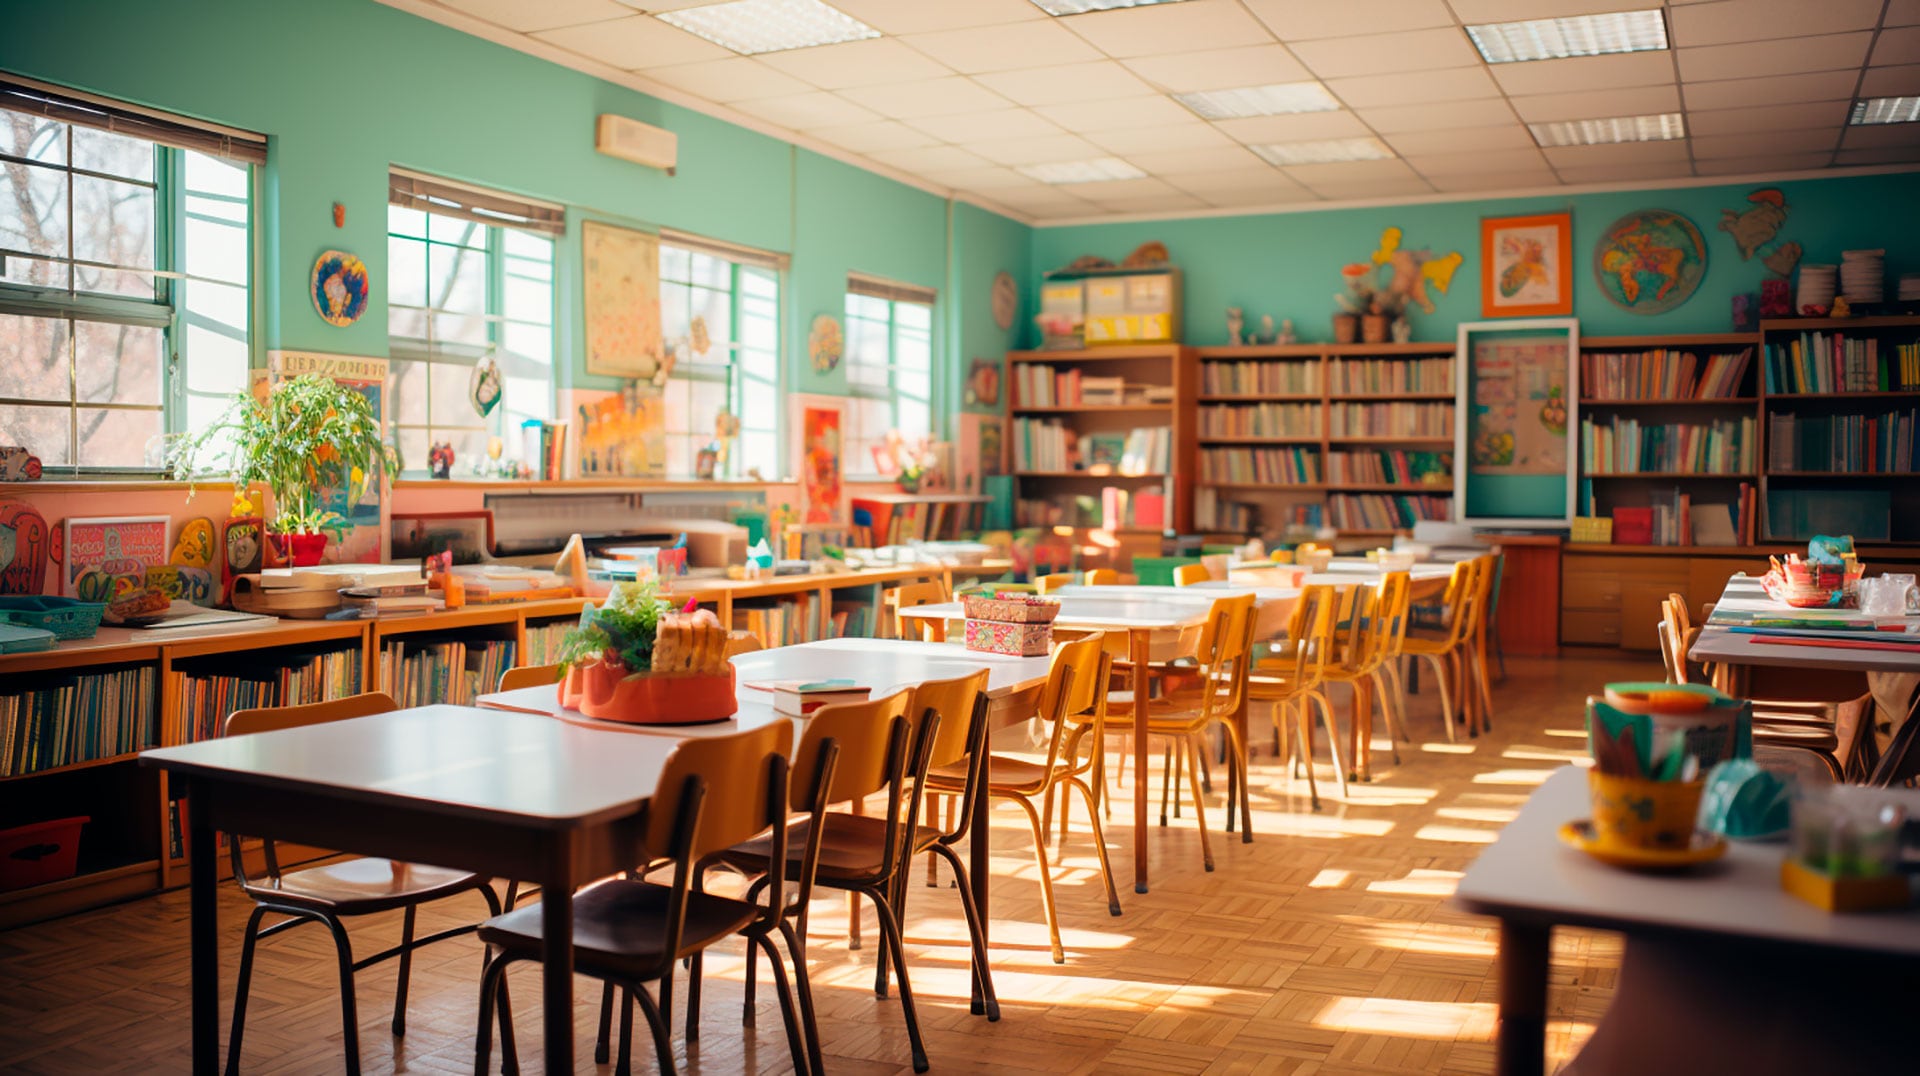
[270,532,329,567]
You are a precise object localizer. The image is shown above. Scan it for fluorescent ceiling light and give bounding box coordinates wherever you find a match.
[1017,157,1148,183]
[1529,112,1685,147]
[1851,97,1920,125]
[656,0,879,55]
[1249,138,1393,166]
[1174,82,1341,120]
[1029,0,1196,15]
[1466,9,1668,64]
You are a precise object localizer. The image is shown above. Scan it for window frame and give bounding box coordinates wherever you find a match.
[656,238,782,481]
[842,287,936,480]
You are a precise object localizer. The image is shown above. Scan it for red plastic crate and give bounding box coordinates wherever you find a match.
[0,816,88,892]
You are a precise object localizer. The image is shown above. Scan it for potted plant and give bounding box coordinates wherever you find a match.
[169,374,398,566]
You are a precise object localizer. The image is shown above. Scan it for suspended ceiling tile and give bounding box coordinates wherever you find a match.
[1860,64,1920,98]
[1841,123,1920,149]
[641,58,817,102]
[1425,169,1563,193]
[1403,147,1552,176]
[865,144,994,172]
[1159,164,1299,194]
[1087,123,1239,154]
[1121,145,1271,175]
[1212,111,1373,145]
[435,0,633,33]
[903,21,1105,74]
[1675,34,1874,82]
[1874,27,1920,67]
[964,133,1108,166]
[807,119,942,154]
[1088,190,1212,214]
[837,77,1013,119]
[972,62,1159,106]
[731,91,881,130]
[1554,161,1697,185]
[1385,124,1537,156]
[1685,101,1852,137]
[1833,145,1920,165]
[1059,0,1276,60]
[1358,97,1518,134]
[919,164,1037,191]
[1120,45,1314,94]
[1447,0,1662,20]
[1281,158,1422,185]
[1541,141,1692,168]
[1033,95,1197,132]
[1050,176,1184,201]
[1242,0,1455,40]
[908,108,1067,144]
[989,184,1101,211]
[756,38,955,89]
[824,0,1047,36]
[1295,176,1438,199]
[1668,0,1882,47]
[1510,85,1680,124]
[532,15,731,69]
[1692,128,1842,158]
[1324,67,1502,109]
[1891,0,1920,26]
[1203,185,1324,207]
[1490,52,1678,96]
[1291,28,1482,79]
[1692,151,1835,175]
[1681,70,1862,111]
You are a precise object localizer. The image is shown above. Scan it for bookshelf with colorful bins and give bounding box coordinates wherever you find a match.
[1192,342,1457,541]
[1007,344,1198,540]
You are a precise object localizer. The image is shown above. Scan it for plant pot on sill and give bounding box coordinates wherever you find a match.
[1332,313,1359,344]
[1361,313,1390,344]
[270,532,328,567]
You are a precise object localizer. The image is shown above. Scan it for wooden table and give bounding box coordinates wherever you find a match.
[1456,765,1920,1076]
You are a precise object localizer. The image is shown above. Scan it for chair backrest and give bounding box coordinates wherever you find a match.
[1083,568,1120,586]
[1197,592,1258,718]
[1035,572,1075,595]
[1358,571,1412,669]
[224,690,398,738]
[1660,594,1696,685]
[498,663,562,692]
[1040,633,1106,728]
[882,580,951,640]
[1270,584,1338,695]
[1173,563,1210,586]
[909,670,989,772]
[646,720,796,863]
[791,689,914,808]
[1434,558,1482,648]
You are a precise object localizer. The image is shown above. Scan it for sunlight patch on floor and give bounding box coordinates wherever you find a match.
[1543,728,1588,739]
[1434,805,1520,824]
[1503,745,1587,762]
[1243,811,1397,838]
[1308,868,1352,889]
[1413,823,1501,844]
[1352,920,1497,958]
[1420,743,1478,754]
[1472,767,1556,785]
[1314,996,1498,1039]
[1364,868,1463,897]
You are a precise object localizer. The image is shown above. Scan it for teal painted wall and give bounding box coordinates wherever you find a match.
[1031,172,1920,346]
[2,0,1026,439]
[949,202,1032,417]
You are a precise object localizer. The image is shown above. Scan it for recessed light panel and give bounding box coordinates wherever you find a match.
[1850,97,1920,125]
[1173,82,1341,120]
[1528,112,1685,147]
[1016,158,1148,183]
[1249,138,1393,166]
[1466,9,1668,64]
[656,0,880,55]
[1029,0,1196,14]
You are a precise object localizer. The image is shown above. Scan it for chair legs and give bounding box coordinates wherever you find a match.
[929,843,1004,1020]
[1180,738,1215,872]
[224,905,270,1076]
[321,914,363,1076]
[1009,793,1067,964]
[392,905,416,1036]
[1307,690,1350,800]
[1416,652,1458,743]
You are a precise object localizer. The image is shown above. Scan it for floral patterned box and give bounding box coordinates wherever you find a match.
[964,617,1052,657]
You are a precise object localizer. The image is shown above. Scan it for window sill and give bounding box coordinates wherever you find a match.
[0,478,233,495]
[391,477,780,493]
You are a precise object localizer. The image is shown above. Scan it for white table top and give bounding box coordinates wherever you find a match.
[142,705,671,828]
[1455,766,1920,957]
[478,638,1054,737]
[1691,575,1920,674]
[903,593,1213,631]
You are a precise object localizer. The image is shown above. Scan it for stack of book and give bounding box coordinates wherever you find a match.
[1,665,157,776]
[1330,357,1453,394]
[1081,375,1126,406]
[1202,360,1318,396]
[1582,348,1752,400]
[523,618,571,665]
[522,420,568,480]
[1328,493,1450,530]
[733,596,813,648]
[1325,449,1452,484]
[1195,487,1254,532]
[1100,484,1168,530]
[178,646,361,743]
[1580,416,1755,474]
[1766,409,1918,473]
[1329,401,1452,437]
[1118,427,1172,474]
[379,637,515,708]
[1765,333,1920,393]
[1198,402,1319,438]
[1200,446,1320,485]
[1013,418,1071,471]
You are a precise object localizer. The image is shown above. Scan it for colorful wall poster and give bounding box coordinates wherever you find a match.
[582,220,663,379]
[1455,319,1578,527]
[955,412,1006,495]
[789,394,847,526]
[63,516,169,600]
[568,385,668,478]
[1481,212,1572,318]
[267,351,388,564]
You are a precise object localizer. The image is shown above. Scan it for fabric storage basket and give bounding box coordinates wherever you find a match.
[0,596,106,640]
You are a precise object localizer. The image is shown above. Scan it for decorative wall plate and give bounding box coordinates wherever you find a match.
[310,249,370,326]
[991,270,1018,330]
[809,314,843,373]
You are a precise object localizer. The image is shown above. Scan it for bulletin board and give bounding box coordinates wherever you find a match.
[1454,319,1579,528]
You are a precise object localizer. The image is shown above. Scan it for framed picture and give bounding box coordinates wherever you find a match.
[955,413,1005,494]
[1454,319,1579,528]
[1481,212,1572,318]
[789,394,848,526]
[63,516,170,600]
[582,220,663,378]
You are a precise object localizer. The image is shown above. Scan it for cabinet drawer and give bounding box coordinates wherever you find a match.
[1562,572,1623,609]
[1561,612,1622,646]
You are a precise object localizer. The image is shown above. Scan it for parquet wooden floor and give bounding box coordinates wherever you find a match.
[0,653,1659,1075]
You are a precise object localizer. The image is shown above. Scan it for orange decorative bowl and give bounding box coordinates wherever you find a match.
[559,658,737,725]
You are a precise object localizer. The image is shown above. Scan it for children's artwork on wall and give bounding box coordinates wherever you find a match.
[1481,212,1572,318]
[1592,209,1707,315]
[955,413,1005,495]
[268,351,388,563]
[0,446,41,481]
[169,517,215,569]
[310,250,370,327]
[146,564,215,606]
[469,354,502,417]
[570,385,668,478]
[809,314,843,374]
[790,394,848,525]
[63,516,169,600]
[1720,188,1786,259]
[991,270,1018,330]
[582,220,663,379]
[223,516,264,595]
[1455,319,1578,528]
[0,499,50,595]
[965,357,1001,407]
[1372,226,1462,316]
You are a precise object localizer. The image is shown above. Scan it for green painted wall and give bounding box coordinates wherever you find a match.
[2,0,1027,438]
[949,202,1032,417]
[1031,171,1920,346]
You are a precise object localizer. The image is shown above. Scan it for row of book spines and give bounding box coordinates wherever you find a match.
[1327,402,1454,437]
[734,596,815,648]
[1766,410,1919,473]
[1195,489,1254,532]
[1201,363,1320,395]
[1579,417,1756,474]
[381,639,515,708]
[1198,402,1320,437]
[1763,335,1920,393]
[1327,358,1453,394]
[523,421,568,481]
[1580,348,1752,400]
[1,666,157,777]
[524,621,572,665]
[1327,493,1450,530]
[178,650,362,743]
[1199,448,1320,484]
[1324,450,1452,484]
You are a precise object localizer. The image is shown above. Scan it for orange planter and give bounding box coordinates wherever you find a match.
[559,658,737,725]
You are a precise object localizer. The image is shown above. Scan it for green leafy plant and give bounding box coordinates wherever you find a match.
[558,580,669,674]
[169,374,399,537]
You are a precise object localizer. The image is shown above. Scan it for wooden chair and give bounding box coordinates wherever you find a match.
[1035,571,1075,595]
[497,663,561,692]
[1250,585,1339,810]
[922,635,1122,964]
[1084,568,1121,585]
[881,579,951,640]
[1297,574,1409,800]
[1101,593,1259,871]
[716,690,936,1072]
[1399,559,1485,742]
[222,692,512,1076]
[475,720,826,1076]
[1173,563,1210,586]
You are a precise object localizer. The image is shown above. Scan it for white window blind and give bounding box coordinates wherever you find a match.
[0,74,267,165]
[388,169,565,237]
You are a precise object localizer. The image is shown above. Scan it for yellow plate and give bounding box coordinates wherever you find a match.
[1558,819,1728,870]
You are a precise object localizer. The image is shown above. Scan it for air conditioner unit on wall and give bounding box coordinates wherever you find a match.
[596,114,677,175]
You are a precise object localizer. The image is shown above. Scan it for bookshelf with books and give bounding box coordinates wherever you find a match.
[1193,342,1457,539]
[1008,344,1197,535]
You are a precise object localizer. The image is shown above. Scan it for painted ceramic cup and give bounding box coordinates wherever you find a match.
[1588,770,1705,852]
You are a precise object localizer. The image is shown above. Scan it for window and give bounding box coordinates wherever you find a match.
[844,273,936,477]
[386,172,562,474]
[657,232,783,480]
[0,77,261,474]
